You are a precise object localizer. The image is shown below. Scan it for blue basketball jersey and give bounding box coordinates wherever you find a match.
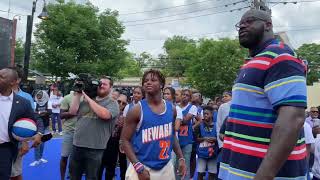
[197,122,218,159]
[132,99,174,170]
[178,104,194,147]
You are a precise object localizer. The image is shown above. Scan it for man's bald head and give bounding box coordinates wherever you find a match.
[0,67,19,94]
[241,9,272,23]
[238,9,274,50]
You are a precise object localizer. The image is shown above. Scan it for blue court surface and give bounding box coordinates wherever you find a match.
[23,138,202,180]
[23,138,120,180]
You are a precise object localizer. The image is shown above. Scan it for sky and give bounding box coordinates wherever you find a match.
[1,0,320,56]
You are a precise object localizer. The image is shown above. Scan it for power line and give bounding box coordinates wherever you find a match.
[125,6,250,27]
[128,25,320,41]
[119,0,221,16]
[0,9,28,16]
[269,0,320,3]
[123,0,247,23]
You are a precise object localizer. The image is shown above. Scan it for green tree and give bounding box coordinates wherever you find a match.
[185,38,247,98]
[118,53,142,77]
[32,1,128,77]
[161,36,197,77]
[133,52,161,71]
[296,43,320,85]
[14,39,24,66]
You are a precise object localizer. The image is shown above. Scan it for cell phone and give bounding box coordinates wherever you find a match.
[41,133,53,143]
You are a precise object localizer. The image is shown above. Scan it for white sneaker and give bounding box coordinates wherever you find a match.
[39,158,48,163]
[59,132,63,136]
[30,160,40,166]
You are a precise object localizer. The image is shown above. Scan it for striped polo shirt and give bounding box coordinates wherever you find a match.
[219,39,307,180]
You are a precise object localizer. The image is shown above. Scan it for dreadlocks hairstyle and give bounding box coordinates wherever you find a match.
[142,69,166,89]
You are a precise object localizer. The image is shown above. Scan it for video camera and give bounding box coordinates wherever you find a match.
[72,73,101,98]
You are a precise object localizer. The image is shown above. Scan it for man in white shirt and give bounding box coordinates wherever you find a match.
[306,107,320,128]
[215,91,232,179]
[216,91,232,149]
[48,89,64,135]
[312,127,320,180]
[304,122,316,180]
[0,68,43,180]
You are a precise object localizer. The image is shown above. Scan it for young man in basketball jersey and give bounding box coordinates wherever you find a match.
[177,89,198,180]
[121,69,186,180]
[195,106,218,180]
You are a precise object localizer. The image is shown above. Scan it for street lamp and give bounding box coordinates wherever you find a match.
[38,1,49,20]
[23,0,48,82]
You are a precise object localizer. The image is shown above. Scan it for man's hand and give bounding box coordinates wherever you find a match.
[137,169,150,180]
[31,134,42,148]
[177,158,187,179]
[19,141,30,156]
[82,91,91,102]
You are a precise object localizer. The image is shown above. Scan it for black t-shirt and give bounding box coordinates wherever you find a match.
[35,102,50,128]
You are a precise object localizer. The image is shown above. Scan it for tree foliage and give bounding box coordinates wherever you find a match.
[135,52,157,69]
[296,43,320,85]
[185,38,247,98]
[14,39,24,66]
[117,53,142,77]
[161,36,197,77]
[32,1,128,77]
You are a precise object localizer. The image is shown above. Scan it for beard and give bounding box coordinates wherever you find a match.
[239,27,265,49]
[97,88,109,98]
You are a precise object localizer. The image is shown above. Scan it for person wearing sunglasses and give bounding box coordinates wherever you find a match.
[219,9,308,180]
[306,107,320,129]
[99,94,128,180]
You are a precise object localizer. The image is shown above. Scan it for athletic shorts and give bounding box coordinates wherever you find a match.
[125,161,175,180]
[11,156,23,177]
[197,157,217,174]
[61,132,74,157]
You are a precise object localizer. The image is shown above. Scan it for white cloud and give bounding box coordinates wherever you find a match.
[1,0,319,57]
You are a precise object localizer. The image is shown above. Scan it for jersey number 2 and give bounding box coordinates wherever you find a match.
[159,140,170,160]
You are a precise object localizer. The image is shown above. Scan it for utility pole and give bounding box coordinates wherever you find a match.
[252,0,271,13]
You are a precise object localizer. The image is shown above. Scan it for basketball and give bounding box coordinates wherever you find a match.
[12,118,37,141]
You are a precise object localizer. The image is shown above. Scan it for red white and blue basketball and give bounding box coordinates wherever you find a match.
[12,118,37,141]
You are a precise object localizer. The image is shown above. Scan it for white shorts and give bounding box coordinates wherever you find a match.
[197,157,217,174]
[125,161,175,180]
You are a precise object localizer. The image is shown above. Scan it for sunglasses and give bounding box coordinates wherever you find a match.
[235,17,267,30]
[311,111,319,113]
[117,100,127,106]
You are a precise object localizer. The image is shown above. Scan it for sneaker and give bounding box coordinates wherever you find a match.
[30,160,40,166]
[39,158,48,163]
[59,132,63,136]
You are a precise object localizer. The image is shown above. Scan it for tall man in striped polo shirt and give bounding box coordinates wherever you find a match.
[219,9,308,180]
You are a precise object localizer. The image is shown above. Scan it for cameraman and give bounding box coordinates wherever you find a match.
[69,76,119,180]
